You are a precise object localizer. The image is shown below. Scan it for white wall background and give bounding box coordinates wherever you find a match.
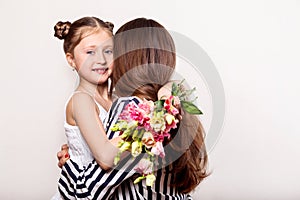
[0,0,299,199]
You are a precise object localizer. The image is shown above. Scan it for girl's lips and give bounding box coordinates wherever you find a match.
[92,68,108,74]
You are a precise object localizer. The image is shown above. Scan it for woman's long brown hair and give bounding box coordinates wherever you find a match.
[111,18,208,193]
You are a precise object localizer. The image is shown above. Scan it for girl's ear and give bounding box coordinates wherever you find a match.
[66,53,76,69]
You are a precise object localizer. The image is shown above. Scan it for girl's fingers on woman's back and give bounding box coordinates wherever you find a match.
[57,144,69,168]
[57,148,70,168]
[61,144,69,150]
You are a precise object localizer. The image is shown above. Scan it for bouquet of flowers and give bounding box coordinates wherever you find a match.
[111,80,202,186]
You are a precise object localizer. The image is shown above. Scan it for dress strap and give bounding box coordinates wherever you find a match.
[73,90,94,98]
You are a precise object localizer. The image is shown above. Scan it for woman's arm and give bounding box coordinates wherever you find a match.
[71,92,119,170]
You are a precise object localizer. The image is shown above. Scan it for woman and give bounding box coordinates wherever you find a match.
[57,17,208,199]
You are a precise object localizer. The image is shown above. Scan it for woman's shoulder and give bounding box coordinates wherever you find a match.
[112,96,142,106]
[107,96,142,119]
[104,96,142,132]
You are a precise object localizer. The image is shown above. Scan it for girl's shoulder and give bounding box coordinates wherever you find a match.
[66,91,99,112]
[66,91,95,106]
[65,91,96,125]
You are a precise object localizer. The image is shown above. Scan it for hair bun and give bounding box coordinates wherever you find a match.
[105,21,114,32]
[54,21,72,40]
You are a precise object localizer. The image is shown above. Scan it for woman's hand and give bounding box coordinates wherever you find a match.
[57,144,70,168]
[158,81,183,120]
[158,82,173,100]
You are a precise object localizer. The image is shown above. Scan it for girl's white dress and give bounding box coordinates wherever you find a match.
[51,93,108,200]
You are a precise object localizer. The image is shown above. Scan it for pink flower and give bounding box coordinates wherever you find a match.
[118,106,130,121]
[138,100,154,114]
[143,121,152,131]
[164,96,179,115]
[152,132,166,142]
[135,158,153,175]
[121,102,149,125]
[151,142,165,158]
[130,110,144,124]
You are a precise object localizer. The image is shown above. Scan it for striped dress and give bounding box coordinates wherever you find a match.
[58,97,193,200]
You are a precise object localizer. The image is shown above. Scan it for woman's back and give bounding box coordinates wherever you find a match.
[110,164,193,200]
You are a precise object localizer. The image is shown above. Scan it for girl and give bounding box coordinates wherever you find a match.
[57,18,208,199]
[52,17,120,200]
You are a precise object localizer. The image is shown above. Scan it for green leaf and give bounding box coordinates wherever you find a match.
[134,176,145,184]
[171,82,178,96]
[114,152,121,165]
[132,129,139,140]
[181,100,203,115]
[155,100,164,111]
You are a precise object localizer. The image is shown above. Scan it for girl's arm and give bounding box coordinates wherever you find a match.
[58,97,143,200]
[71,92,119,170]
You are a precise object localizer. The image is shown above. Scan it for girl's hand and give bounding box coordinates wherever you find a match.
[110,136,121,147]
[57,144,70,168]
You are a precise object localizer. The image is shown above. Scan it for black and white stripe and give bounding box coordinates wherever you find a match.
[58,97,194,200]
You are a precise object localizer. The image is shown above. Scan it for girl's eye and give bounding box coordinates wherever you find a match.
[104,49,113,54]
[87,50,95,55]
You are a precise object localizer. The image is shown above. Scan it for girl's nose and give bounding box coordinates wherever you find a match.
[96,51,106,65]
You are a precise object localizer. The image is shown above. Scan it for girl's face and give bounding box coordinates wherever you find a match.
[71,31,113,85]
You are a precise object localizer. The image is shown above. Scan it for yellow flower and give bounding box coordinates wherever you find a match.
[165,113,175,125]
[131,141,142,157]
[119,141,131,152]
[146,174,156,186]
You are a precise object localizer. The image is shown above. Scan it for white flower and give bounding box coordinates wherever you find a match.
[135,158,153,175]
[141,132,155,149]
[151,142,165,158]
[149,111,166,132]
